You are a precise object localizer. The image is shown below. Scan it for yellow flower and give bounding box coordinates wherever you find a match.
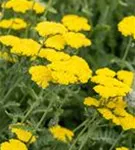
[0,35,20,47]
[3,0,45,14]
[10,123,36,143]
[0,139,27,150]
[106,97,127,109]
[116,147,129,150]
[47,56,92,85]
[62,14,91,32]
[45,35,66,50]
[98,108,115,120]
[0,18,27,30]
[35,21,67,37]
[114,108,135,130]
[91,68,131,98]
[95,67,116,77]
[49,125,74,143]
[11,38,41,56]
[63,32,91,49]
[93,85,130,98]
[84,97,99,107]
[31,1,45,14]
[117,70,134,87]
[0,51,17,62]
[118,16,135,38]
[38,48,70,62]
[29,65,52,88]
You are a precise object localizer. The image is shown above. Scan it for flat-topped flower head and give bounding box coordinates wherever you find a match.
[91,68,132,98]
[0,18,27,30]
[63,32,91,49]
[95,67,116,77]
[35,21,67,37]
[45,34,66,50]
[29,65,52,88]
[0,35,20,47]
[10,123,36,143]
[38,48,70,62]
[0,139,28,150]
[2,0,45,14]
[47,56,92,84]
[11,38,41,56]
[118,16,135,38]
[49,125,74,143]
[117,70,134,87]
[62,14,91,32]
[84,96,135,130]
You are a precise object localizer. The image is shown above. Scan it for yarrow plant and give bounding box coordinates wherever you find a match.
[0,0,135,150]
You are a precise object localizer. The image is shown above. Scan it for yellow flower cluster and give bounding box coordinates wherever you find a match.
[11,38,40,56]
[29,65,52,88]
[63,32,91,49]
[0,35,20,47]
[3,0,45,14]
[117,70,134,87]
[62,14,91,32]
[35,21,68,37]
[35,14,91,50]
[0,139,27,150]
[29,55,92,87]
[118,16,135,38]
[10,123,36,143]
[116,147,129,150]
[84,96,135,130]
[49,125,74,143]
[84,67,135,130]
[38,48,70,62]
[0,123,36,150]
[0,18,27,30]
[0,35,41,56]
[48,56,92,84]
[91,68,133,98]
[45,34,66,50]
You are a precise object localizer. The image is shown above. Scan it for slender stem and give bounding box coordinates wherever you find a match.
[35,98,54,130]
[73,119,89,132]
[69,123,89,150]
[122,37,132,61]
[69,113,98,150]
[109,130,124,150]
[43,0,53,18]
[21,89,42,123]
[78,125,90,150]
[3,77,21,102]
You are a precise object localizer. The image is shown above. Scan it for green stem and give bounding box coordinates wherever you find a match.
[109,130,124,150]
[3,77,22,102]
[73,119,89,132]
[43,0,53,18]
[21,89,43,123]
[122,37,132,61]
[35,98,54,130]
[69,123,89,150]
[69,113,97,150]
